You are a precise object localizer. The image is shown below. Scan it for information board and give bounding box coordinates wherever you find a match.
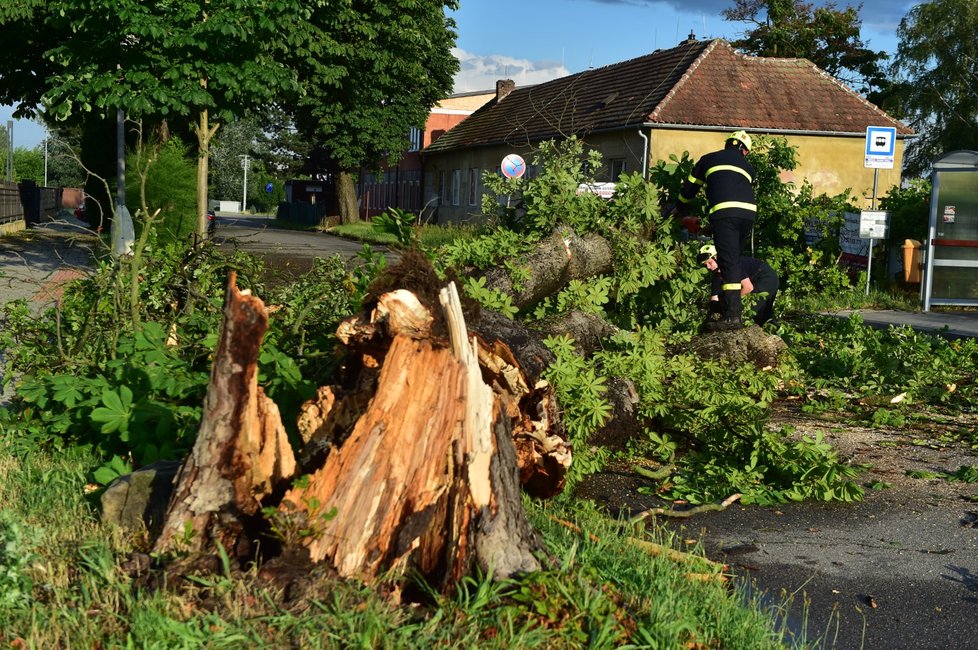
[859,210,890,240]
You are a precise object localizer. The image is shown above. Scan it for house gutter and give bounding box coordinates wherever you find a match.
[424,122,915,157]
[643,123,916,139]
[637,128,649,179]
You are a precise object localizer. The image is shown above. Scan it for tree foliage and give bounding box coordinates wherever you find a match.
[289,0,460,223]
[723,0,887,95]
[209,118,259,205]
[890,0,978,177]
[0,0,307,236]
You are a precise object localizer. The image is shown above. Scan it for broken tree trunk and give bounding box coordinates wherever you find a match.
[155,272,296,558]
[282,283,551,589]
[153,270,568,591]
[481,227,613,311]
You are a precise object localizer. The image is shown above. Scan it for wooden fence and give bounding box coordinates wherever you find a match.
[0,181,21,226]
[0,180,66,227]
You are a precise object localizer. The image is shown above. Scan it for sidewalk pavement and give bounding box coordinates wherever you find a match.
[1,219,98,405]
[827,309,978,340]
[0,219,98,311]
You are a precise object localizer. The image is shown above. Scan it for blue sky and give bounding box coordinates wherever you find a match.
[450,0,914,92]
[3,0,914,149]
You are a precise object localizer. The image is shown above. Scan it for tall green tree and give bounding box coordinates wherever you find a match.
[890,0,978,177]
[723,0,887,95]
[44,130,86,188]
[291,0,460,224]
[210,118,260,207]
[0,0,306,237]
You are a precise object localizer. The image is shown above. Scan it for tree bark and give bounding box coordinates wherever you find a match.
[481,227,613,310]
[154,272,296,558]
[337,169,360,224]
[193,104,221,240]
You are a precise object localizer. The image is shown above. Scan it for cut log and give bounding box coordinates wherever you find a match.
[481,227,613,310]
[687,325,787,369]
[537,309,620,357]
[154,272,296,558]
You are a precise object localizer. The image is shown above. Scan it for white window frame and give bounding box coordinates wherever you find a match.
[407,127,423,152]
[451,169,461,206]
[467,168,479,206]
[610,158,627,181]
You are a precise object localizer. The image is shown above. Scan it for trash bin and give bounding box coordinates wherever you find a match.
[903,239,922,283]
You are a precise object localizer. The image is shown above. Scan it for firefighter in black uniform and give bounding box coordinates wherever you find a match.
[675,130,756,331]
[697,243,779,329]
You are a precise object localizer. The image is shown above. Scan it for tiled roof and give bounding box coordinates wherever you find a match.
[654,39,912,135]
[425,39,911,154]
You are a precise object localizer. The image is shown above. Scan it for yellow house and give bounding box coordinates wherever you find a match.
[423,38,913,223]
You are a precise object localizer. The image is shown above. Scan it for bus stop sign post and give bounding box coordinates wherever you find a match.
[862,126,896,295]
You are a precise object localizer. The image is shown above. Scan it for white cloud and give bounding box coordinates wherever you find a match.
[452,48,570,93]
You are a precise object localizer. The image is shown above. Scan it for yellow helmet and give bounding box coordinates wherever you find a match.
[727,130,752,152]
[697,243,717,263]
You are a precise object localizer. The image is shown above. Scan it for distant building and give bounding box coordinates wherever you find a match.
[357,89,494,221]
[423,38,913,224]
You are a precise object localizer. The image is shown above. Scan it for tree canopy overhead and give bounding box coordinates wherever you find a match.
[723,0,887,96]
[890,0,978,176]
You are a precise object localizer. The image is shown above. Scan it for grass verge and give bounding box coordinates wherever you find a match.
[0,439,808,648]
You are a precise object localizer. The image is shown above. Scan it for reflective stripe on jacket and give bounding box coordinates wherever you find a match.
[678,147,757,220]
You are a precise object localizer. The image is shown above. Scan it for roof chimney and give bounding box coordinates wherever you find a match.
[496,79,515,102]
[683,30,696,44]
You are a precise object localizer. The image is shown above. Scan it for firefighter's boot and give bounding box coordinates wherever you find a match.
[702,300,724,333]
[713,290,744,332]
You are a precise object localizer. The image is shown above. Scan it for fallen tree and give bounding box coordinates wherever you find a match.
[145,237,788,591]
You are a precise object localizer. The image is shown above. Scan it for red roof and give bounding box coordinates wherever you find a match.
[425,39,911,154]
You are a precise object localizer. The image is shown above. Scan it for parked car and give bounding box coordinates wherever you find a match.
[207,209,217,234]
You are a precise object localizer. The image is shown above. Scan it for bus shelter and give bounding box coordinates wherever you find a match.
[923,150,978,311]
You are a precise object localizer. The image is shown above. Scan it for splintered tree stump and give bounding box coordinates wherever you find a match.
[282,283,548,588]
[153,271,568,591]
[154,272,296,558]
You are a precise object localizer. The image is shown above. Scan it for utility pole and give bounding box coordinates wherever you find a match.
[43,131,48,187]
[117,109,125,209]
[240,153,249,213]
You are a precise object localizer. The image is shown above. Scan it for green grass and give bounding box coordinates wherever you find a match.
[327,219,480,249]
[0,439,808,648]
[784,285,921,315]
[268,216,479,249]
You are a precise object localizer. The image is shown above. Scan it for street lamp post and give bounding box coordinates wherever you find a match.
[240,154,249,213]
[5,120,12,182]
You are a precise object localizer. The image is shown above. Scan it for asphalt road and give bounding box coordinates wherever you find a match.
[693,491,978,649]
[213,213,388,266]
